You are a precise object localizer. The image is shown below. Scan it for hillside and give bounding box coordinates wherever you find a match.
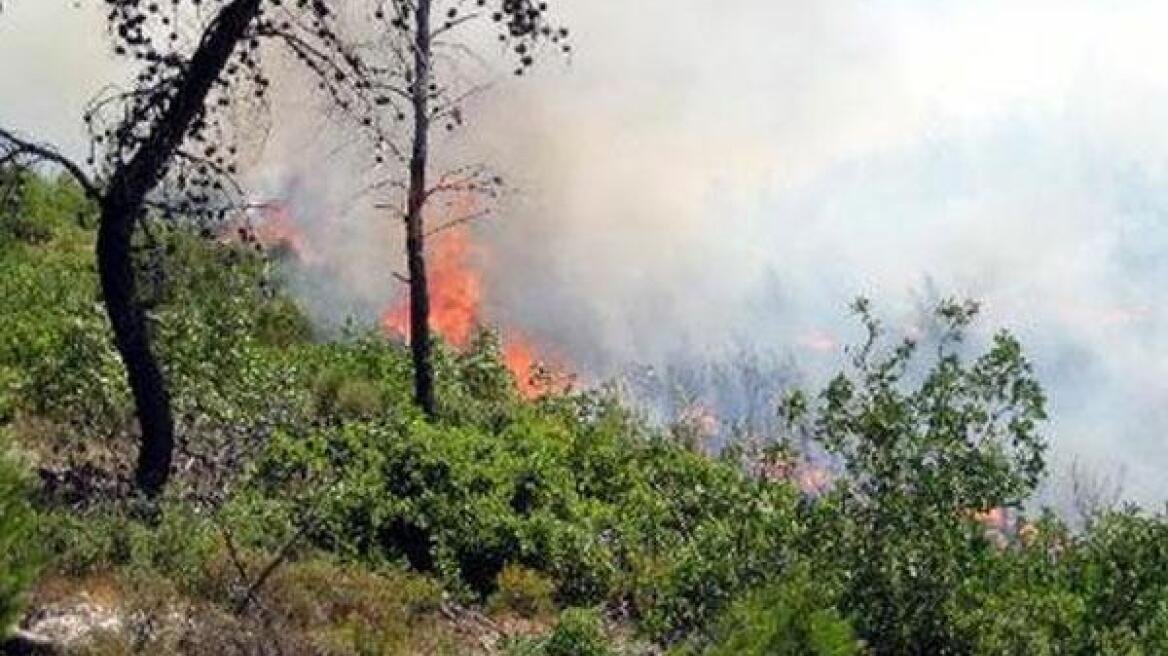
[3,177,1168,655]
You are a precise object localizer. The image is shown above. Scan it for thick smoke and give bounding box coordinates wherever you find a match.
[4,1,1168,504]
[468,0,1168,505]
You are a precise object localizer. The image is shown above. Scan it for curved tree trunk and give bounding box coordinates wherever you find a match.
[97,202,175,496]
[407,0,437,418]
[99,0,263,497]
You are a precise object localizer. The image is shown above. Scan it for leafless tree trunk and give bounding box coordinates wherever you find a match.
[406,0,436,418]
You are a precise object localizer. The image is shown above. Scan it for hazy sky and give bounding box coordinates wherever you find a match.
[4,1,1168,503]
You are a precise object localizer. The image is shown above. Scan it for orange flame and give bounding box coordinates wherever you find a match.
[972,507,1010,531]
[380,223,566,398]
[796,465,833,494]
[502,338,540,398]
[970,507,1012,549]
[753,450,833,495]
[381,229,481,348]
[235,202,320,265]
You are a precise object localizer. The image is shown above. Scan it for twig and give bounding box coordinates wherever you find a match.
[233,517,316,615]
[425,207,491,237]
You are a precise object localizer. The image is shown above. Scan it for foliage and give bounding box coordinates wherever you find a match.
[508,607,614,656]
[0,432,38,633]
[705,566,859,656]
[35,503,220,592]
[783,298,1049,653]
[8,180,1168,655]
[490,564,558,619]
[254,389,803,640]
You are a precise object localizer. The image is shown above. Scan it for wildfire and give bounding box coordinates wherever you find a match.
[753,448,834,495]
[233,202,320,265]
[797,330,837,353]
[230,196,564,397]
[796,464,833,494]
[972,507,1010,531]
[381,229,481,347]
[501,338,545,398]
[380,226,564,398]
[969,506,1012,549]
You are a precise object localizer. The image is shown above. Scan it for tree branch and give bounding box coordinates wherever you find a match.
[0,127,100,199]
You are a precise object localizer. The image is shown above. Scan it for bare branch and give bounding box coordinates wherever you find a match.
[425,207,491,237]
[430,11,480,39]
[0,127,100,199]
[233,518,315,615]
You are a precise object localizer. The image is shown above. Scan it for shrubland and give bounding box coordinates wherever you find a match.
[2,175,1168,654]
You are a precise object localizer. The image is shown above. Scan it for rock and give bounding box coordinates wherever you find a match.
[14,598,122,653]
[1,629,61,655]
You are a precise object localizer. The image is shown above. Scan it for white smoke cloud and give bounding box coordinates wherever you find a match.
[469,0,1168,504]
[4,0,1168,503]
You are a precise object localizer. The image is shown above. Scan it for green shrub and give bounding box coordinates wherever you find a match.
[0,172,91,247]
[334,378,383,420]
[544,608,611,656]
[36,504,218,593]
[706,567,859,656]
[23,311,130,435]
[254,297,314,348]
[312,367,390,422]
[784,299,1049,652]
[489,564,557,619]
[955,586,1086,656]
[262,559,447,653]
[0,434,38,633]
[1,213,52,245]
[257,397,802,642]
[508,607,612,656]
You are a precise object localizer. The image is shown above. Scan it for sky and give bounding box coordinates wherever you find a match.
[3,1,1168,504]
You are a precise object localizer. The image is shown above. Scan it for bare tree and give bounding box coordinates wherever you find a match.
[3,0,271,497]
[1,0,440,496]
[370,0,570,417]
[1069,457,1126,528]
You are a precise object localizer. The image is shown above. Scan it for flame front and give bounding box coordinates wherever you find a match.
[381,229,481,348]
[380,225,563,398]
[251,203,320,265]
[238,197,565,398]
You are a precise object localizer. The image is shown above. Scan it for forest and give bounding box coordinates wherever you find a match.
[3,1,1168,655]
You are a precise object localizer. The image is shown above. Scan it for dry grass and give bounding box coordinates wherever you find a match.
[25,556,489,655]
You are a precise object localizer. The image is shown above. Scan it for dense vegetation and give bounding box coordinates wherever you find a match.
[3,176,1168,654]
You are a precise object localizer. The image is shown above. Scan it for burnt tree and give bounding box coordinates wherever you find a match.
[376,0,570,417]
[2,0,412,496]
[2,0,570,494]
[4,0,264,497]
[407,0,438,416]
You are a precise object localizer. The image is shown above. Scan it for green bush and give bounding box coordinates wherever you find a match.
[256,396,802,640]
[36,503,219,593]
[13,178,1168,656]
[0,434,38,633]
[955,586,1086,655]
[1073,508,1168,640]
[508,607,613,656]
[254,297,314,348]
[544,608,612,656]
[784,299,1049,653]
[489,564,557,619]
[706,567,859,656]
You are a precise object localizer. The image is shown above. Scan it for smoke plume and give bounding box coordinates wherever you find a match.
[5,0,1168,504]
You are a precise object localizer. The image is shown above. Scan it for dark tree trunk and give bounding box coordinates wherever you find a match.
[406,0,436,418]
[98,0,263,497]
[97,203,175,497]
